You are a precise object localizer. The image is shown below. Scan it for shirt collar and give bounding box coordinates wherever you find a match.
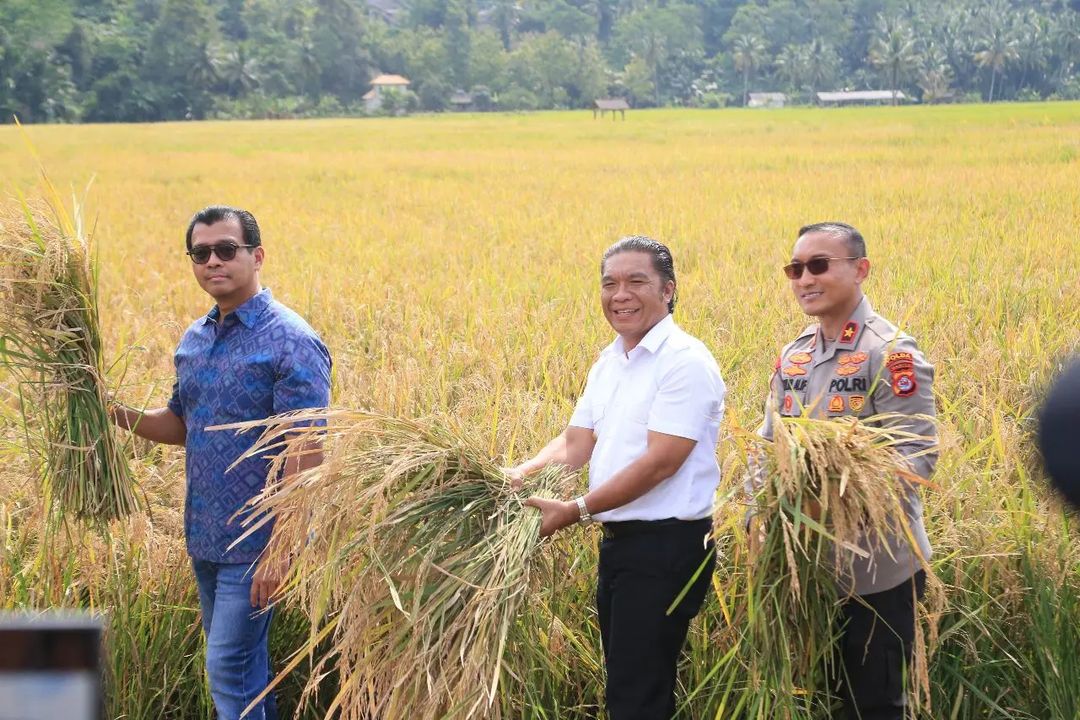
[608,313,676,357]
[202,288,273,328]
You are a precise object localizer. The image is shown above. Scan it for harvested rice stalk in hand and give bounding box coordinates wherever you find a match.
[219,409,576,720]
[0,196,136,522]
[741,412,941,719]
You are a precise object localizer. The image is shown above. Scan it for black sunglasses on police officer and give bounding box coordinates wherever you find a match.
[782,256,861,280]
[186,242,257,265]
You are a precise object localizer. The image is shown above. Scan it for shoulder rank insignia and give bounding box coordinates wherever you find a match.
[783,365,807,377]
[828,395,845,413]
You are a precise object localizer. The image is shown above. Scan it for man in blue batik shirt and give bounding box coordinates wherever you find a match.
[111,206,331,720]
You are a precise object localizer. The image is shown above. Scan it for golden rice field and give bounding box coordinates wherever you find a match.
[2,103,1080,718]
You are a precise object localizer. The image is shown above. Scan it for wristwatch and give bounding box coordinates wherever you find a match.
[575,496,593,525]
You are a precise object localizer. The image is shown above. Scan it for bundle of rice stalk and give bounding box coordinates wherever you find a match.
[0,192,136,523]
[739,412,941,719]
[219,409,575,720]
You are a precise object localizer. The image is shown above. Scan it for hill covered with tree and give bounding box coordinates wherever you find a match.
[2,0,1079,122]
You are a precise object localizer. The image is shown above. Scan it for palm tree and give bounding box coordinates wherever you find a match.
[732,34,767,106]
[802,38,839,100]
[918,45,954,104]
[868,15,919,105]
[774,44,807,95]
[974,22,1019,102]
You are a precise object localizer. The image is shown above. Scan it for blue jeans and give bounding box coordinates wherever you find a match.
[192,560,278,720]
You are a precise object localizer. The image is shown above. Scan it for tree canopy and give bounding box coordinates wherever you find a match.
[2,0,1078,122]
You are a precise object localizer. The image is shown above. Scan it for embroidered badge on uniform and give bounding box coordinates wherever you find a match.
[788,351,812,365]
[841,351,868,365]
[892,370,917,397]
[783,365,807,377]
[828,395,845,413]
[840,321,859,343]
[783,394,794,413]
[774,355,782,371]
[836,364,860,376]
[849,395,865,412]
[886,351,914,373]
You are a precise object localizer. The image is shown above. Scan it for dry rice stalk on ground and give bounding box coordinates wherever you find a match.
[0,195,136,523]
[217,409,576,720]
[742,412,943,719]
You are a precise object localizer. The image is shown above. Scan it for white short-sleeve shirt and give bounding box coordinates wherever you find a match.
[569,314,726,522]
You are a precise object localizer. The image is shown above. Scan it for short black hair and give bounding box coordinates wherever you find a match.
[185,205,261,251]
[797,222,866,258]
[600,235,678,313]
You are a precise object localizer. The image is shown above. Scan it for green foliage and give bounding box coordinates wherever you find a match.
[1,0,1079,118]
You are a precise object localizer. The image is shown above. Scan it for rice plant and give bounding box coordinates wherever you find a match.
[736,413,943,719]
[0,191,136,523]
[217,409,576,720]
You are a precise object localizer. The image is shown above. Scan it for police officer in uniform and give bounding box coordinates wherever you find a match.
[757,222,937,720]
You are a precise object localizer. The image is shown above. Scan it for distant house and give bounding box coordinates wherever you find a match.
[363,74,411,113]
[593,98,630,120]
[816,90,908,106]
[449,90,474,111]
[748,92,787,108]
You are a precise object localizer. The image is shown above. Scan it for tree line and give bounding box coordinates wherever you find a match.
[2,0,1079,123]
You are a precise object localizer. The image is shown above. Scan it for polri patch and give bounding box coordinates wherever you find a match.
[886,352,914,373]
[892,370,917,397]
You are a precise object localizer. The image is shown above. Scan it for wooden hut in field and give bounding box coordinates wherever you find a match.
[593,98,630,120]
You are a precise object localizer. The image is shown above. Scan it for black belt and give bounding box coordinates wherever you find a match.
[601,517,711,540]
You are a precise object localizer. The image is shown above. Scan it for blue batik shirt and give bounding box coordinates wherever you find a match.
[167,288,331,563]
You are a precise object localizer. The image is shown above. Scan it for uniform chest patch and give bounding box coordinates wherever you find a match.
[849,395,866,412]
[828,395,845,413]
[788,351,812,365]
[836,364,861,377]
[839,351,868,365]
[783,394,794,413]
[783,365,807,377]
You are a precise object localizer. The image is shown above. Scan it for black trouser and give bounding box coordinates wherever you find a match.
[596,518,715,720]
[834,570,926,720]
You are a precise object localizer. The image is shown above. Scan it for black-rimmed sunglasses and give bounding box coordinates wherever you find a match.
[186,242,256,264]
[782,256,861,280]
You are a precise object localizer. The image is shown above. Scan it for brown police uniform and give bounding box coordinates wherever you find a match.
[757,295,937,720]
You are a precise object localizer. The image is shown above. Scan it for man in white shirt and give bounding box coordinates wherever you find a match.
[511,236,726,720]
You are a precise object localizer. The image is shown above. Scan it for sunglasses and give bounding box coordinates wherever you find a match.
[782,256,860,280]
[186,242,256,264]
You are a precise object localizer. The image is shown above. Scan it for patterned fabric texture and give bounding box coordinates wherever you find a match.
[168,288,331,563]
